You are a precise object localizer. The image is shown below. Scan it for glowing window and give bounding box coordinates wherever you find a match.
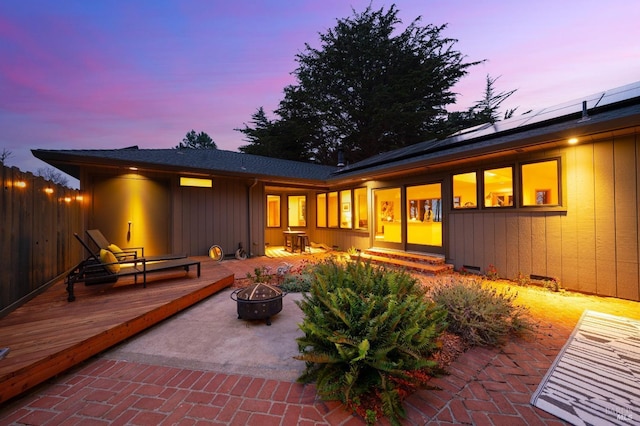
[484,167,513,207]
[316,193,327,227]
[452,172,477,209]
[521,160,559,206]
[328,192,339,228]
[288,195,306,227]
[267,195,280,228]
[340,190,352,229]
[180,177,212,188]
[354,187,368,230]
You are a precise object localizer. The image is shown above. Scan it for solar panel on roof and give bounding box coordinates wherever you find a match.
[334,80,640,175]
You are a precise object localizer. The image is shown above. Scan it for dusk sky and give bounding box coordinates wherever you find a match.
[1,0,638,181]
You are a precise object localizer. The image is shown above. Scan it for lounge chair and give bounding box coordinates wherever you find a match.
[66,233,201,302]
[86,229,186,261]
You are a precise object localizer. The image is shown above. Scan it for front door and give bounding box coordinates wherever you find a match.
[373,187,403,250]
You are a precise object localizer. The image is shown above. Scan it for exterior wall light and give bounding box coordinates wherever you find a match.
[44,187,54,194]
[15,181,26,188]
[568,138,578,145]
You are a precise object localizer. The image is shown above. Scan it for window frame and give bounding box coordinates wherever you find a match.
[519,158,562,207]
[449,156,565,213]
[287,194,307,228]
[483,165,515,209]
[452,171,478,210]
[339,190,352,229]
[266,194,281,228]
[327,191,339,228]
[353,187,369,230]
[316,193,327,228]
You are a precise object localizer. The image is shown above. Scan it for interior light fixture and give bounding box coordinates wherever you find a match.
[129,167,138,171]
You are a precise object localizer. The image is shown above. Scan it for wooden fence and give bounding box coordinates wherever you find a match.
[1,165,84,314]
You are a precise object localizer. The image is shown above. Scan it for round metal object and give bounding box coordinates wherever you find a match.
[209,245,223,261]
[230,283,285,325]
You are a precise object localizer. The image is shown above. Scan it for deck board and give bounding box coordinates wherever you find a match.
[0,256,234,404]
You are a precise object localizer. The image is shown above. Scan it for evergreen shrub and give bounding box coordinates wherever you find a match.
[295,258,447,425]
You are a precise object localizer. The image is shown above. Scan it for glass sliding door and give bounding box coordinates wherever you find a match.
[373,187,402,248]
[406,183,443,252]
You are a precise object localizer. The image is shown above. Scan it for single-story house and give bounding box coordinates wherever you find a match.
[34,81,640,301]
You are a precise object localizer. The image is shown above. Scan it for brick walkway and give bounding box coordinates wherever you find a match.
[1,270,639,424]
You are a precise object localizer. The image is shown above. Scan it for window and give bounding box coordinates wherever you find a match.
[287,195,306,227]
[266,195,280,227]
[180,177,212,188]
[316,193,327,227]
[406,183,442,246]
[521,159,559,206]
[328,192,339,227]
[484,167,513,207]
[339,190,352,228]
[374,187,401,243]
[452,172,477,208]
[354,187,368,229]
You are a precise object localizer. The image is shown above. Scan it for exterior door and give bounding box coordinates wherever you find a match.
[373,187,403,250]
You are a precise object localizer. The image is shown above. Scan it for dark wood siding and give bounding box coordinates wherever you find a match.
[172,177,255,258]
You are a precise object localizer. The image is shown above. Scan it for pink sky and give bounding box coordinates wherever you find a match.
[1,0,638,182]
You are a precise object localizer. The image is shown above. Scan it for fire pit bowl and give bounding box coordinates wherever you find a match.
[230,283,286,325]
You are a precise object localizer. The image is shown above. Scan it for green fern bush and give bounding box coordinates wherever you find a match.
[429,276,534,347]
[295,258,447,425]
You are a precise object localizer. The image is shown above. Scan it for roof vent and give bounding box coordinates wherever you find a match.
[578,100,590,122]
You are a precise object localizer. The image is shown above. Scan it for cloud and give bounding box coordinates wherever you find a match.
[1,0,639,176]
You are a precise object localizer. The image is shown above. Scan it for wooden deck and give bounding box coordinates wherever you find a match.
[0,256,234,404]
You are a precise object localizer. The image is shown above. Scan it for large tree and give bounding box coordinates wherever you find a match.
[175,130,217,149]
[445,75,522,135]
[236,107,311,162]
[238,5,480,165]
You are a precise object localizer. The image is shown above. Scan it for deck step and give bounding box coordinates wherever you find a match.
[351,248,454,276]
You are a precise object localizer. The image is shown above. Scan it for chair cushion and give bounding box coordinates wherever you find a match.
[108,243,127,260]
[108,243,123,254]
[100,249,121,274]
